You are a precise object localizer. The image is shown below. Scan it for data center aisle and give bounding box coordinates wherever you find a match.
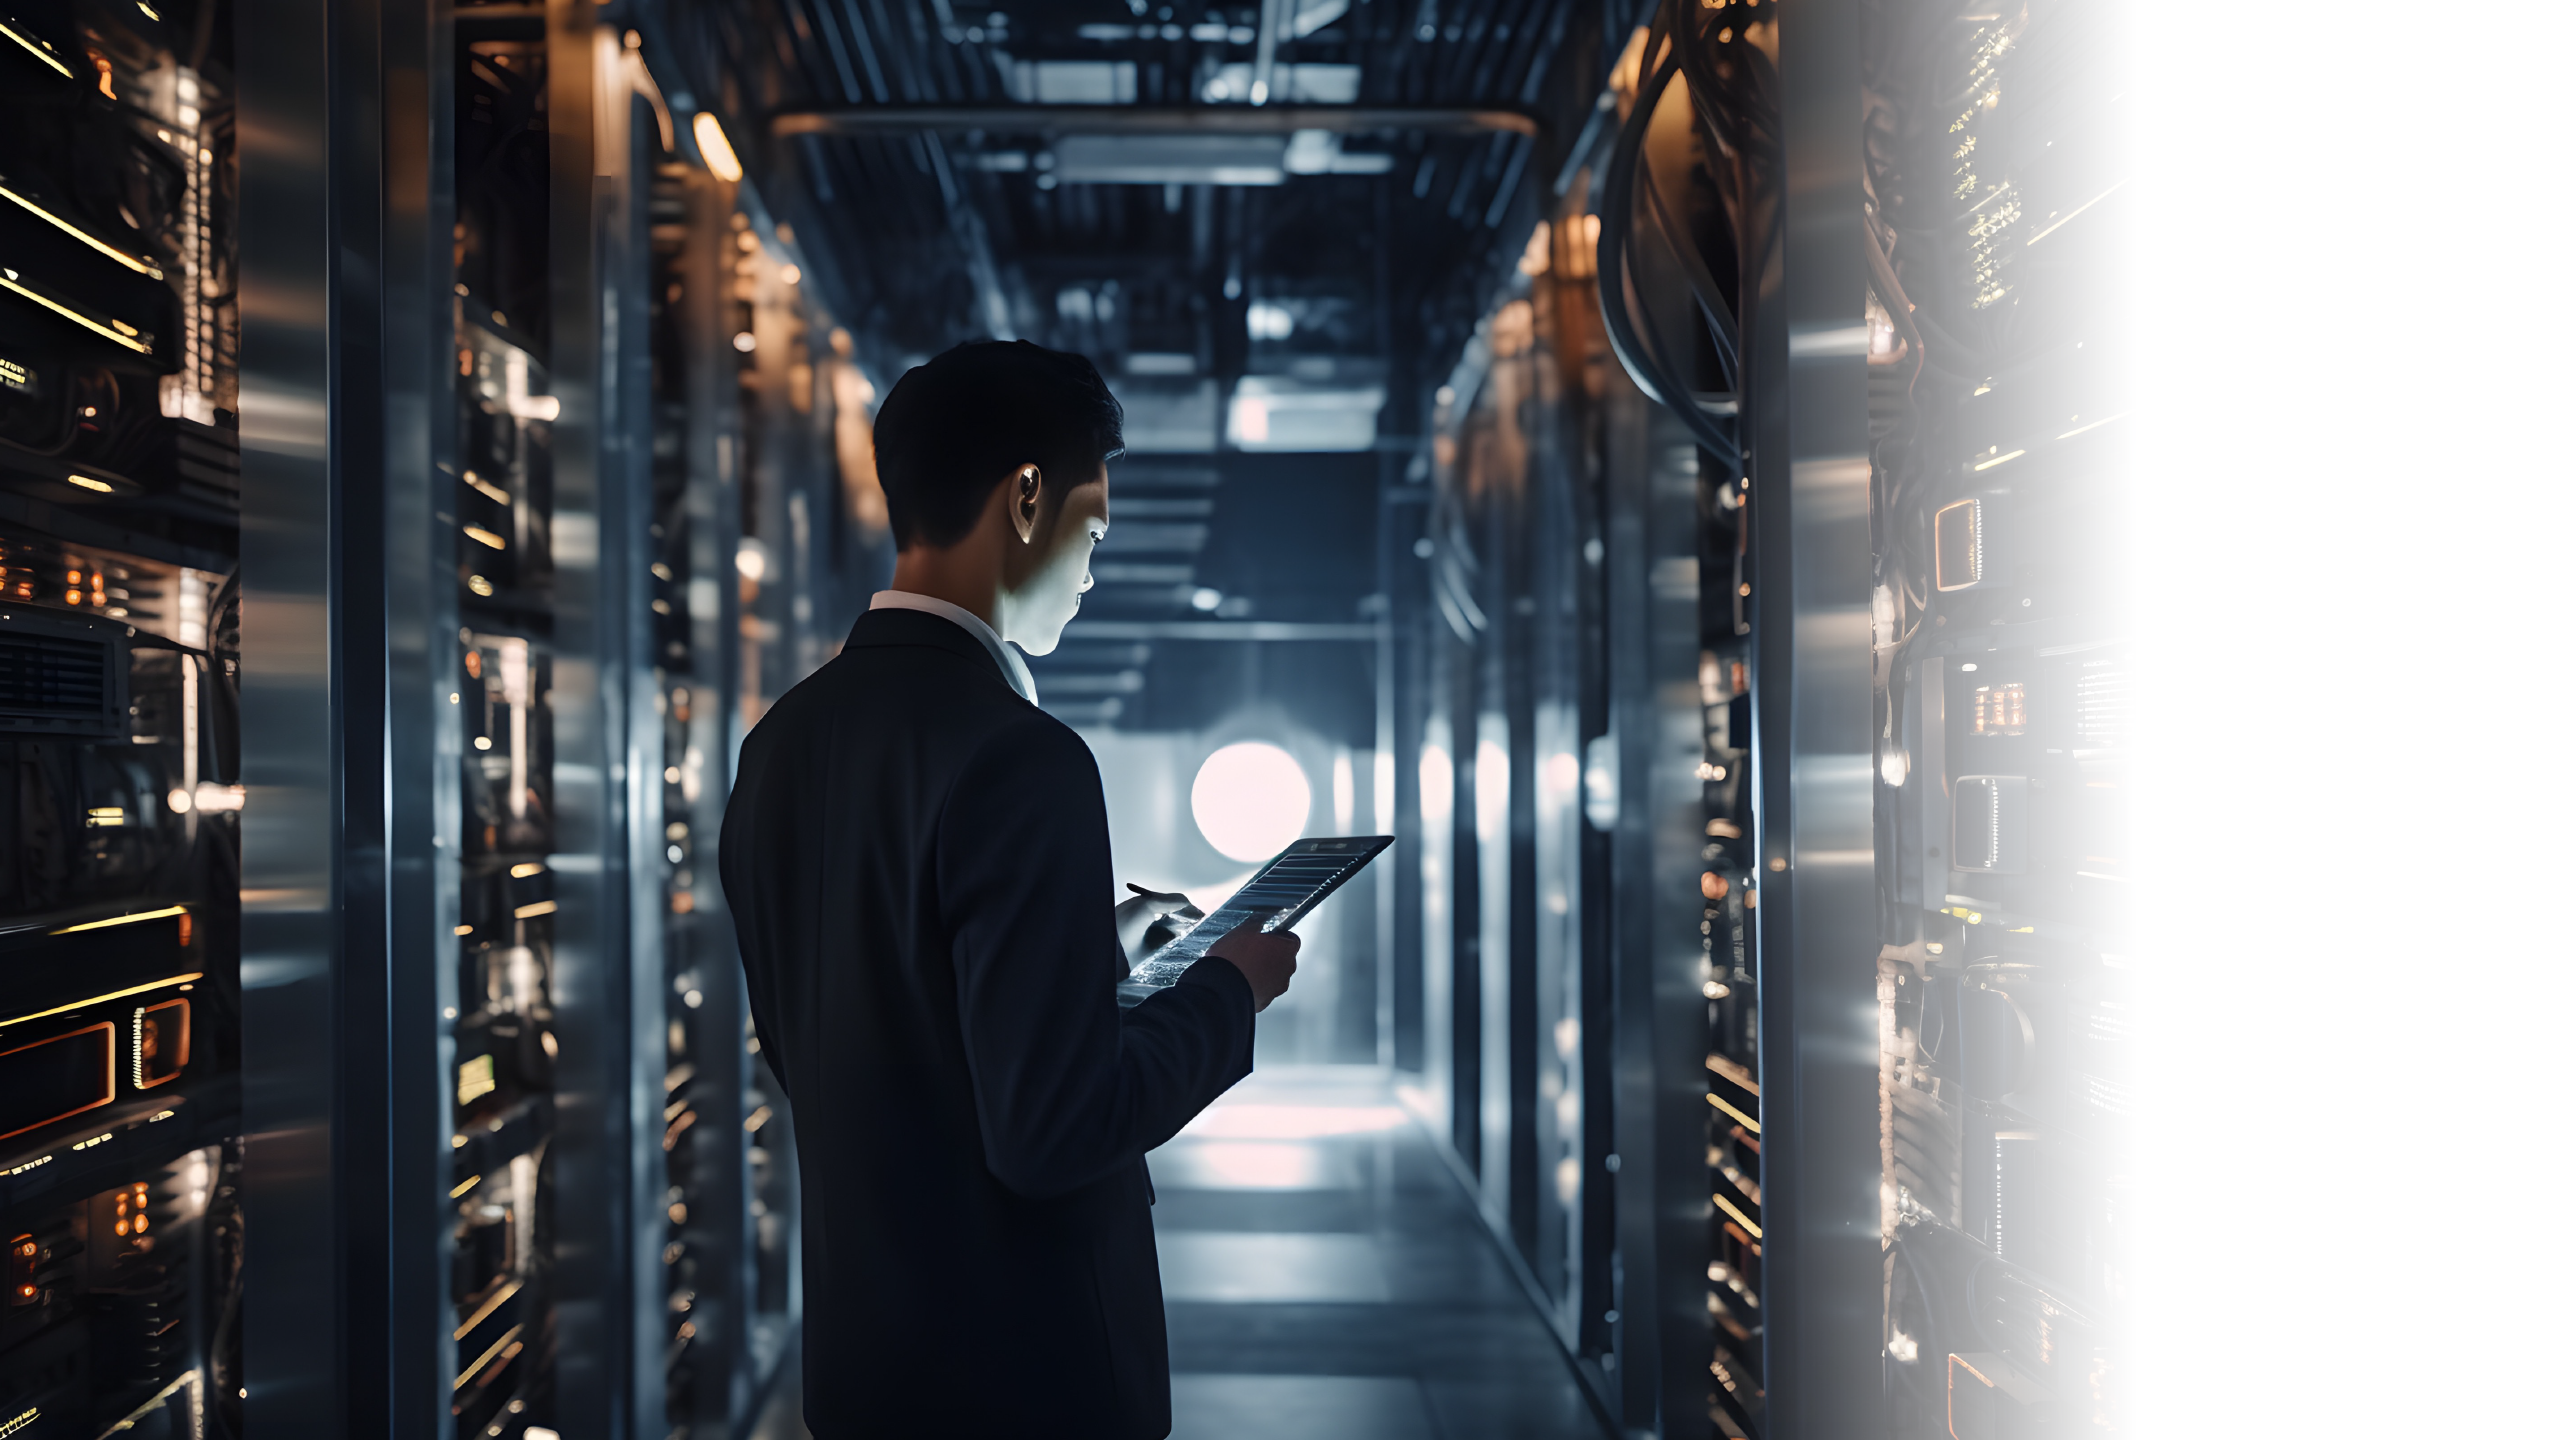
[748,1066,1607,1439]
[1153,1066,1608,1440]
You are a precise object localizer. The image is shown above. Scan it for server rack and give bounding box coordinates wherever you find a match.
[0,7,245,1437]
[430,13,840,1435]
[628,75,864,1429]
[1860,0,2131,1434]
[1403,160,1724,1440]
[1561,0,2132,1435]
[224,0,851,1431]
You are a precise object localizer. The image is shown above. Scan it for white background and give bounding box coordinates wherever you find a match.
[2135,3,2560,1429]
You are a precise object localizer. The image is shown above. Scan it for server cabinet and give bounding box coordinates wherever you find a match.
[219,0,837,1431]
[630,102,841,1437]
[1406,191,1721,1437]
[1861,0,2131,1434]
[1589,0,2133,1434]
[0,8,245,1437]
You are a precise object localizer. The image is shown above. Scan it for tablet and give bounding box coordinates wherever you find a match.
[1117,835,1394,1007]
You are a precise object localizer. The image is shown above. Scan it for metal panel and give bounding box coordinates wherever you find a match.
[1603,387,1712,1440]
[1751,0,1886,1434]
[546,8,638,1433]
[237,0,348,1426]
[602,65,673,1440]
[375,0,462,1428]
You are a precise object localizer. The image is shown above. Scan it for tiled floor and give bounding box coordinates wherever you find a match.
[750,1065,1609,1440]
[1153,1065,1608,1440]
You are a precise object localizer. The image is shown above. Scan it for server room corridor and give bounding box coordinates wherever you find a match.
[0,0,2153,1436]
[751,1068,1607,1440]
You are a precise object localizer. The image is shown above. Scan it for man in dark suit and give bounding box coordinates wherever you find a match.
[721,340,1299,1438]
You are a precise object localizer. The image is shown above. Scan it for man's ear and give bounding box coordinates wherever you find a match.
[1009,465,1042,544]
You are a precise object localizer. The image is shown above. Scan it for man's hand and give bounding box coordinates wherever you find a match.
[1116,884,1206,969]
[1206,927,1299,1014]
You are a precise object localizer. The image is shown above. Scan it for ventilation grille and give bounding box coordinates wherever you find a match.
[2074,660,2129,750]
[0,627,122,736]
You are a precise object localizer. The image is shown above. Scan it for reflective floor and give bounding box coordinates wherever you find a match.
[1152,1065,1608,1440]
[752,1066,1608,1439]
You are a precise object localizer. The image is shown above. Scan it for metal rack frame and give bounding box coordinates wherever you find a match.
[235,3,841,1433]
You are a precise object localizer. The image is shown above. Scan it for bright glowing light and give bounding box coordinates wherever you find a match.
[1230,395,1269,444]
[1418,743,1453,824]
[1541,750,1579,806]
[735,543,767,582]
[1474,739,1508,843]
[692,111,744,182]
[1184,1104,1406,1140]
[1189,586,1223,612]
[66,474,113,493]
[1162,1141,1325,1189]
[1191,742,1311,861]
[1879,747,1909,787]
[1245,300,1294,341]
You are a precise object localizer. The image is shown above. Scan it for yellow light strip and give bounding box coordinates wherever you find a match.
[449,1174,480,1199]
[451,1322,524,1391]
[513,899,557,919]
[0,186,161,277]
[66,475,113,493]
[53,905,187,935]
[462,525,507,551]
[0,973,203,1032]
[0,271,149,353]
[1704,1053,1760,1097]
[2027,177,2128,246]
[0,22,70,77]
[1707,1091,1761,1136]
[452,1276,521,1341]
[95,1371,192,1435]
[2054,411,2127,441]
[1972,449,2024,472]
[1712,1192,1763,1240]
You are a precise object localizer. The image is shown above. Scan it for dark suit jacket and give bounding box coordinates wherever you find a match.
[721,606,1257,1439]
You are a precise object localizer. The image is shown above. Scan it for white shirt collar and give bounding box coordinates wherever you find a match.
[868,590,1039,705]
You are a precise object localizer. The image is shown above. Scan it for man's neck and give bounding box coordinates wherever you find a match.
[888,545,1006,636]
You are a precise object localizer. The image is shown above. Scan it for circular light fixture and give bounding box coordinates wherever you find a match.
[1190,741,1311,862]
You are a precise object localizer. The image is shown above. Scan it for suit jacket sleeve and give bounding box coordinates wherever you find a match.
[939,712,1257,1200]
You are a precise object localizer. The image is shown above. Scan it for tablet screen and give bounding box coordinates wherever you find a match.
[1118,835,1393,1004]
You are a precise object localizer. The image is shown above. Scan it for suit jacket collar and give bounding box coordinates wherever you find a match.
[844,607,1016,688]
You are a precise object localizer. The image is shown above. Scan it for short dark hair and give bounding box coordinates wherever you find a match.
[872,340,1124,549]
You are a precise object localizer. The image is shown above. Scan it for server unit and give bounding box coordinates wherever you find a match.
[212,0,853,1429]
[1864,0,2131,1433]
[1574,0,2133,1434]
[628,82,853,1431]
[0,4,243,1435]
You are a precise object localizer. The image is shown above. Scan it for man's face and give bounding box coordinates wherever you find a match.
[1006,465,1108,656]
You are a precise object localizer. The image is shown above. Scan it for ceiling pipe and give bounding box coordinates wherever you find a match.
[769,106,1541,139]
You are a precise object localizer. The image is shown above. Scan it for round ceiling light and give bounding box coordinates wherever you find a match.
[1190,741,1311,862]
